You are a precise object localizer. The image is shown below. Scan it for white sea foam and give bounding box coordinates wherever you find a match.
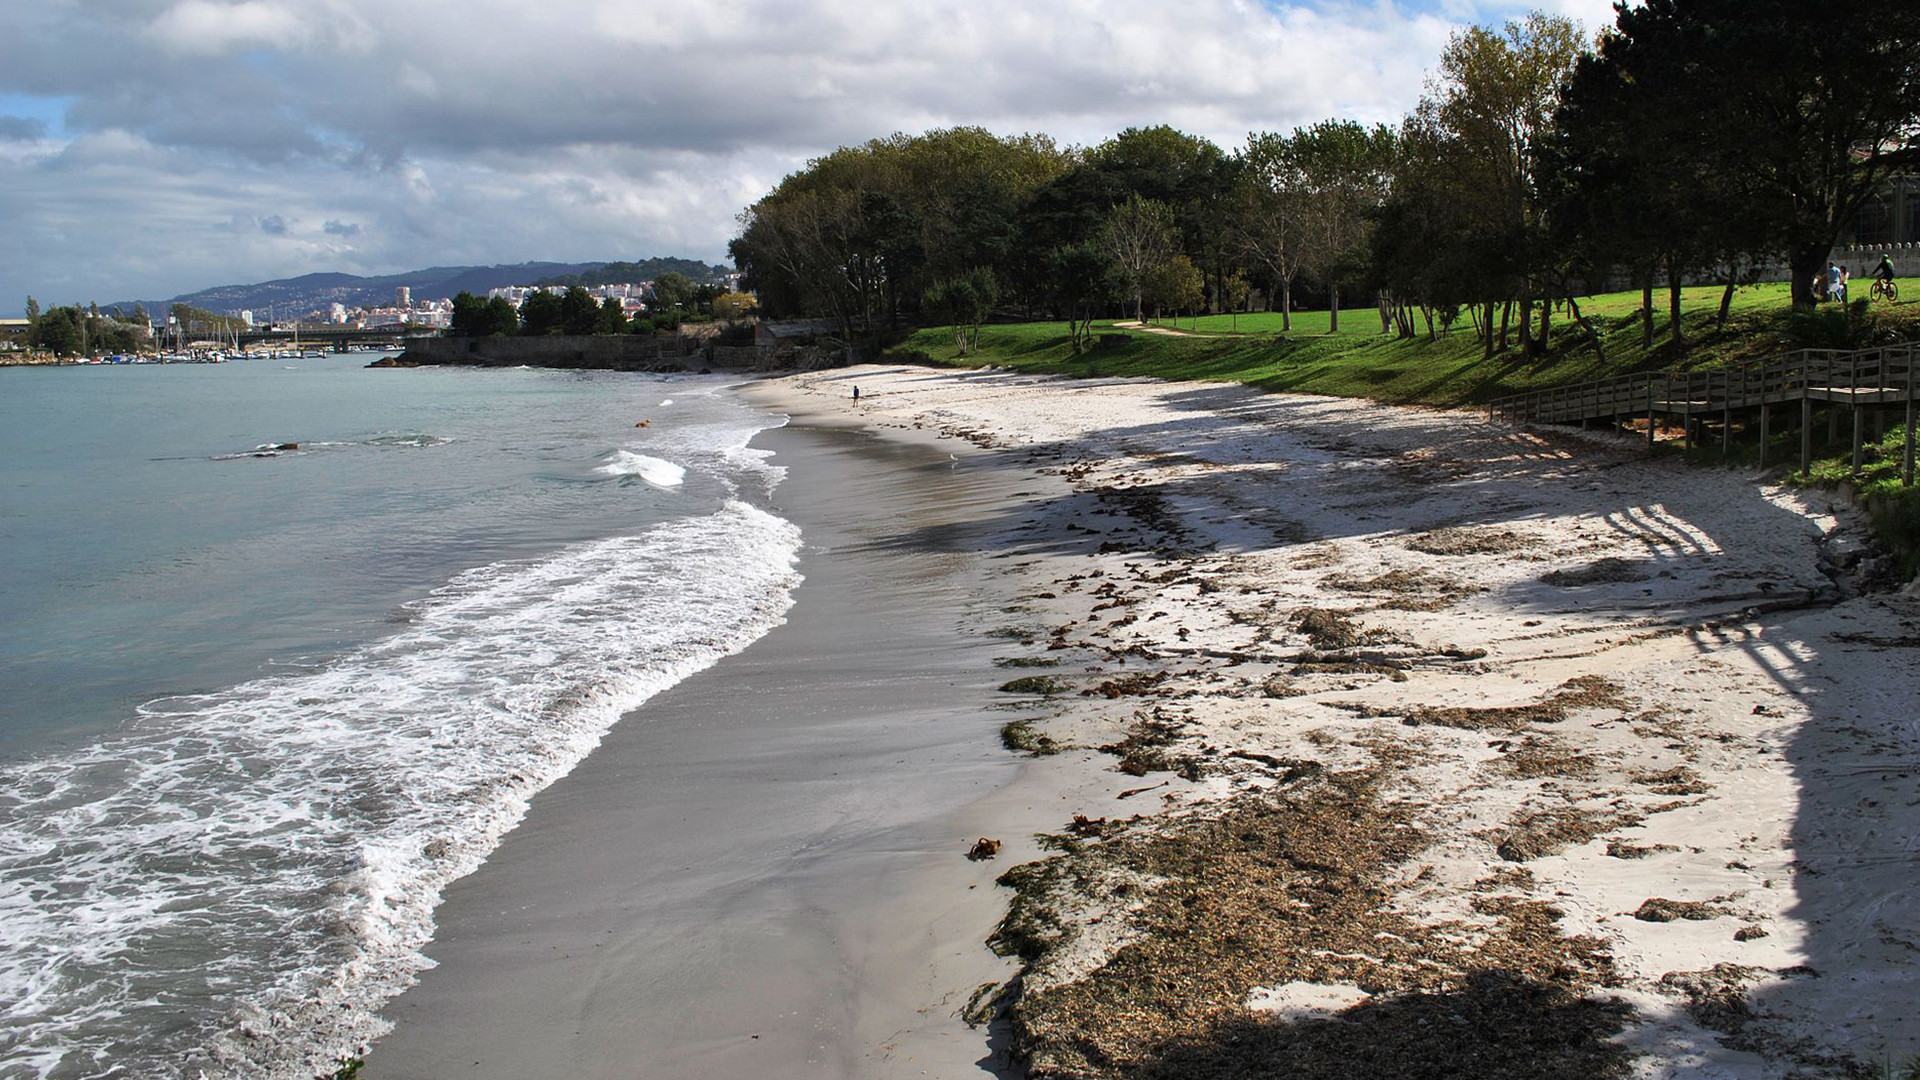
[0,499,802,1079]
[595,450,686,487]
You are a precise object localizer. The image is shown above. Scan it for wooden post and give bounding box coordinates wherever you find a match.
[1875,356,1889,439]
[1852,403,1865,474]
[1906,348,1915,486]
[1801,395,1812,477]
[1759,403,1769,469]
[1647,376,1658,450]
[1728,368,1743,453]
[1681,373,1693,450]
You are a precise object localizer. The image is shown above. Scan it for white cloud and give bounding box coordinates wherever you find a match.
[0,0,1608,311]
[147,0,310,56]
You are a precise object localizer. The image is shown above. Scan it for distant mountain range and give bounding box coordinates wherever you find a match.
[108,258,732,319]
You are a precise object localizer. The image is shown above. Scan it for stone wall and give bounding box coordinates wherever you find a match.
[399,334,705,371]
[1828,244,1920,278]
[707,344,770,369]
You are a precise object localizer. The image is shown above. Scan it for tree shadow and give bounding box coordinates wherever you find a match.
[802,370,1919,1071]
[1122,972,1634,1080]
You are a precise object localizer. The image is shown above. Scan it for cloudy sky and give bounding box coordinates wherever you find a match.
[0,0,1619,312]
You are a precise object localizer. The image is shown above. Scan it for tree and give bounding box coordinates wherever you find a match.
[922,266,999,353]
[1220,270,1252,332]
[1370,118,1496,345]
[1141,255,1205,325]
[1047,242,1121,353]
[597,297,627,334]
[518,290,564,335]
[712,292,758,320]
[445,292,483,334]
[652,272,695,310]
[559,286,601,335]
[1289,119,1397,333]
[1563,0,1920,308]
[1102,194,1178,321]
[733,127,1070,333]
[1417,14,1584,353]
[1232,133,1311,331]
[480,297,520,336]
[1086,126,1237,311]
[30,306,83,356]
[1543,21,1733,351]
[24,296,39,328]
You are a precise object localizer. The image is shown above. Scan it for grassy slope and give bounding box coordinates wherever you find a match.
[897,281,1920,407]
[892,280,1920,575]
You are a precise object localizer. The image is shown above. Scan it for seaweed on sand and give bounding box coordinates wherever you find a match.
[1325,568,1483,611]
[1396,676,1626,733]
[1294,608,1363,650]
[1541,558,1650,587]
[993,768,1627,1080]
[1405,527,1538,557]
[1493,807,1635,862]
[1001,675,1070,695]
[1002,718,1064,757]
[1498,736,1599,781]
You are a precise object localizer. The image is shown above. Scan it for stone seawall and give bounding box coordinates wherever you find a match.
[397,335,712,371]
[396,334,848,373]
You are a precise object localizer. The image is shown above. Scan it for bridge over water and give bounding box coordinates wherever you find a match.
[230,327,440,349]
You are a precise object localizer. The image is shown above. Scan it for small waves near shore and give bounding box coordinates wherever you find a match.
[0,361,800,1079]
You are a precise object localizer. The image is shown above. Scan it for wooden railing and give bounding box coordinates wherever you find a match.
[1486,343,1918,483]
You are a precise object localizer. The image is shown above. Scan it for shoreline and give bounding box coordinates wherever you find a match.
[364,410,1049,1078]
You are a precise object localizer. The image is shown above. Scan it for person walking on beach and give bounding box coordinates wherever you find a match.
[852,385,860,402]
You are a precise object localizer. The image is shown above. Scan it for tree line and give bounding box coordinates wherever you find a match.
[447,274,756,338]
[19,297,153,356]
[730,2,1919,356]
[533,257,732,289]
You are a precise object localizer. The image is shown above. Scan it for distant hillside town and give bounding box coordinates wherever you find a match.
[86,258,736,330]
[4,258,747,361]
[286,273,744,332]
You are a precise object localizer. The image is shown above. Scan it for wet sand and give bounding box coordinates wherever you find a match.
[366,420,1038,1079]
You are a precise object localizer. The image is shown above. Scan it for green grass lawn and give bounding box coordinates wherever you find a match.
[896,280,1920,409]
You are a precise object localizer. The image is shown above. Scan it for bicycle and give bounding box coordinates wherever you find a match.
[1871,278,1899,302]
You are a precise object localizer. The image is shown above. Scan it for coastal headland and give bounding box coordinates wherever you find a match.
[376,363,1918,1078]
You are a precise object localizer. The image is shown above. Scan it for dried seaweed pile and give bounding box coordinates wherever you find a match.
[992,767,1628,1080]
[1494,806,1639,862]
[1394,675,1625,732]
[1541,557,1651,587]
[1324,568,1483,611]
[1405,527,1539,557]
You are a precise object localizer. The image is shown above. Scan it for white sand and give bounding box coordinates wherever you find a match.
[757,364,1920,1077]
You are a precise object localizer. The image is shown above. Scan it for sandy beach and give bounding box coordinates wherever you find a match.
[755,366,1918,1078]
[373,364,1917,1079]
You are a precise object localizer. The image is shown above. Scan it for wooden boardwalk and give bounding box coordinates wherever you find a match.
[1487,344,1918,485]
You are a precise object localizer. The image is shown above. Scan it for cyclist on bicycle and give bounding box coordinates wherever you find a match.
[1876,253,1896,285]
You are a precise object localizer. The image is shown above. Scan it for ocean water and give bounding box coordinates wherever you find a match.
[0,356,799,1078]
